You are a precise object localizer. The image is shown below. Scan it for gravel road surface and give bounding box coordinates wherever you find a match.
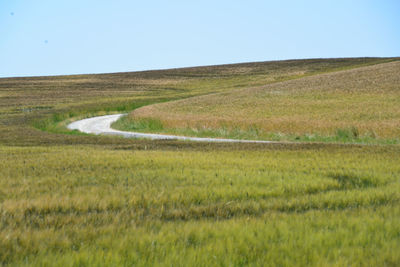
[67,114,273,143]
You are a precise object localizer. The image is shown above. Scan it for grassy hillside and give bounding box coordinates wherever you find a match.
[0,57,395,146]
[122,60,400,143]
[1,57,400,266]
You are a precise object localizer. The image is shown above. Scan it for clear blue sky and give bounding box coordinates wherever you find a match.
[1,0,399,77]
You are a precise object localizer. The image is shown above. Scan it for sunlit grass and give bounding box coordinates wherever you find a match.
[128,61,400,142]
[1,145,400,265]
[1,57,400,266]
[113,115,400,145]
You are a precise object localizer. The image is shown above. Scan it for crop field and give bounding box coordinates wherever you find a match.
[122,60,400,144]
[1,57,400,266]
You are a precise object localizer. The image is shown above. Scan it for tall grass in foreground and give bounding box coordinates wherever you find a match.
[1,145,400,266]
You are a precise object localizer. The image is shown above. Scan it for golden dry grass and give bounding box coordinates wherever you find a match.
[131,61,400,139]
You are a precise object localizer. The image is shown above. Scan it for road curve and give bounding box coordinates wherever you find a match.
[67,114,273,143]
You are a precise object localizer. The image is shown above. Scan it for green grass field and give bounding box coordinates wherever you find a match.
[1,57,400,266]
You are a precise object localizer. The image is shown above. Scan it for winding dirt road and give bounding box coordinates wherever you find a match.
[67,114,273,143]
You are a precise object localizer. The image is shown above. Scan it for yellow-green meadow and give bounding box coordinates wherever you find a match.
[1,57,399,266]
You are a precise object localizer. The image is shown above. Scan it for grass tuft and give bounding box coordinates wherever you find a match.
[327,173,381,190]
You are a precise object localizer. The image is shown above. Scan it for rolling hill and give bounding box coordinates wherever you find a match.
[126,60,400,142]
